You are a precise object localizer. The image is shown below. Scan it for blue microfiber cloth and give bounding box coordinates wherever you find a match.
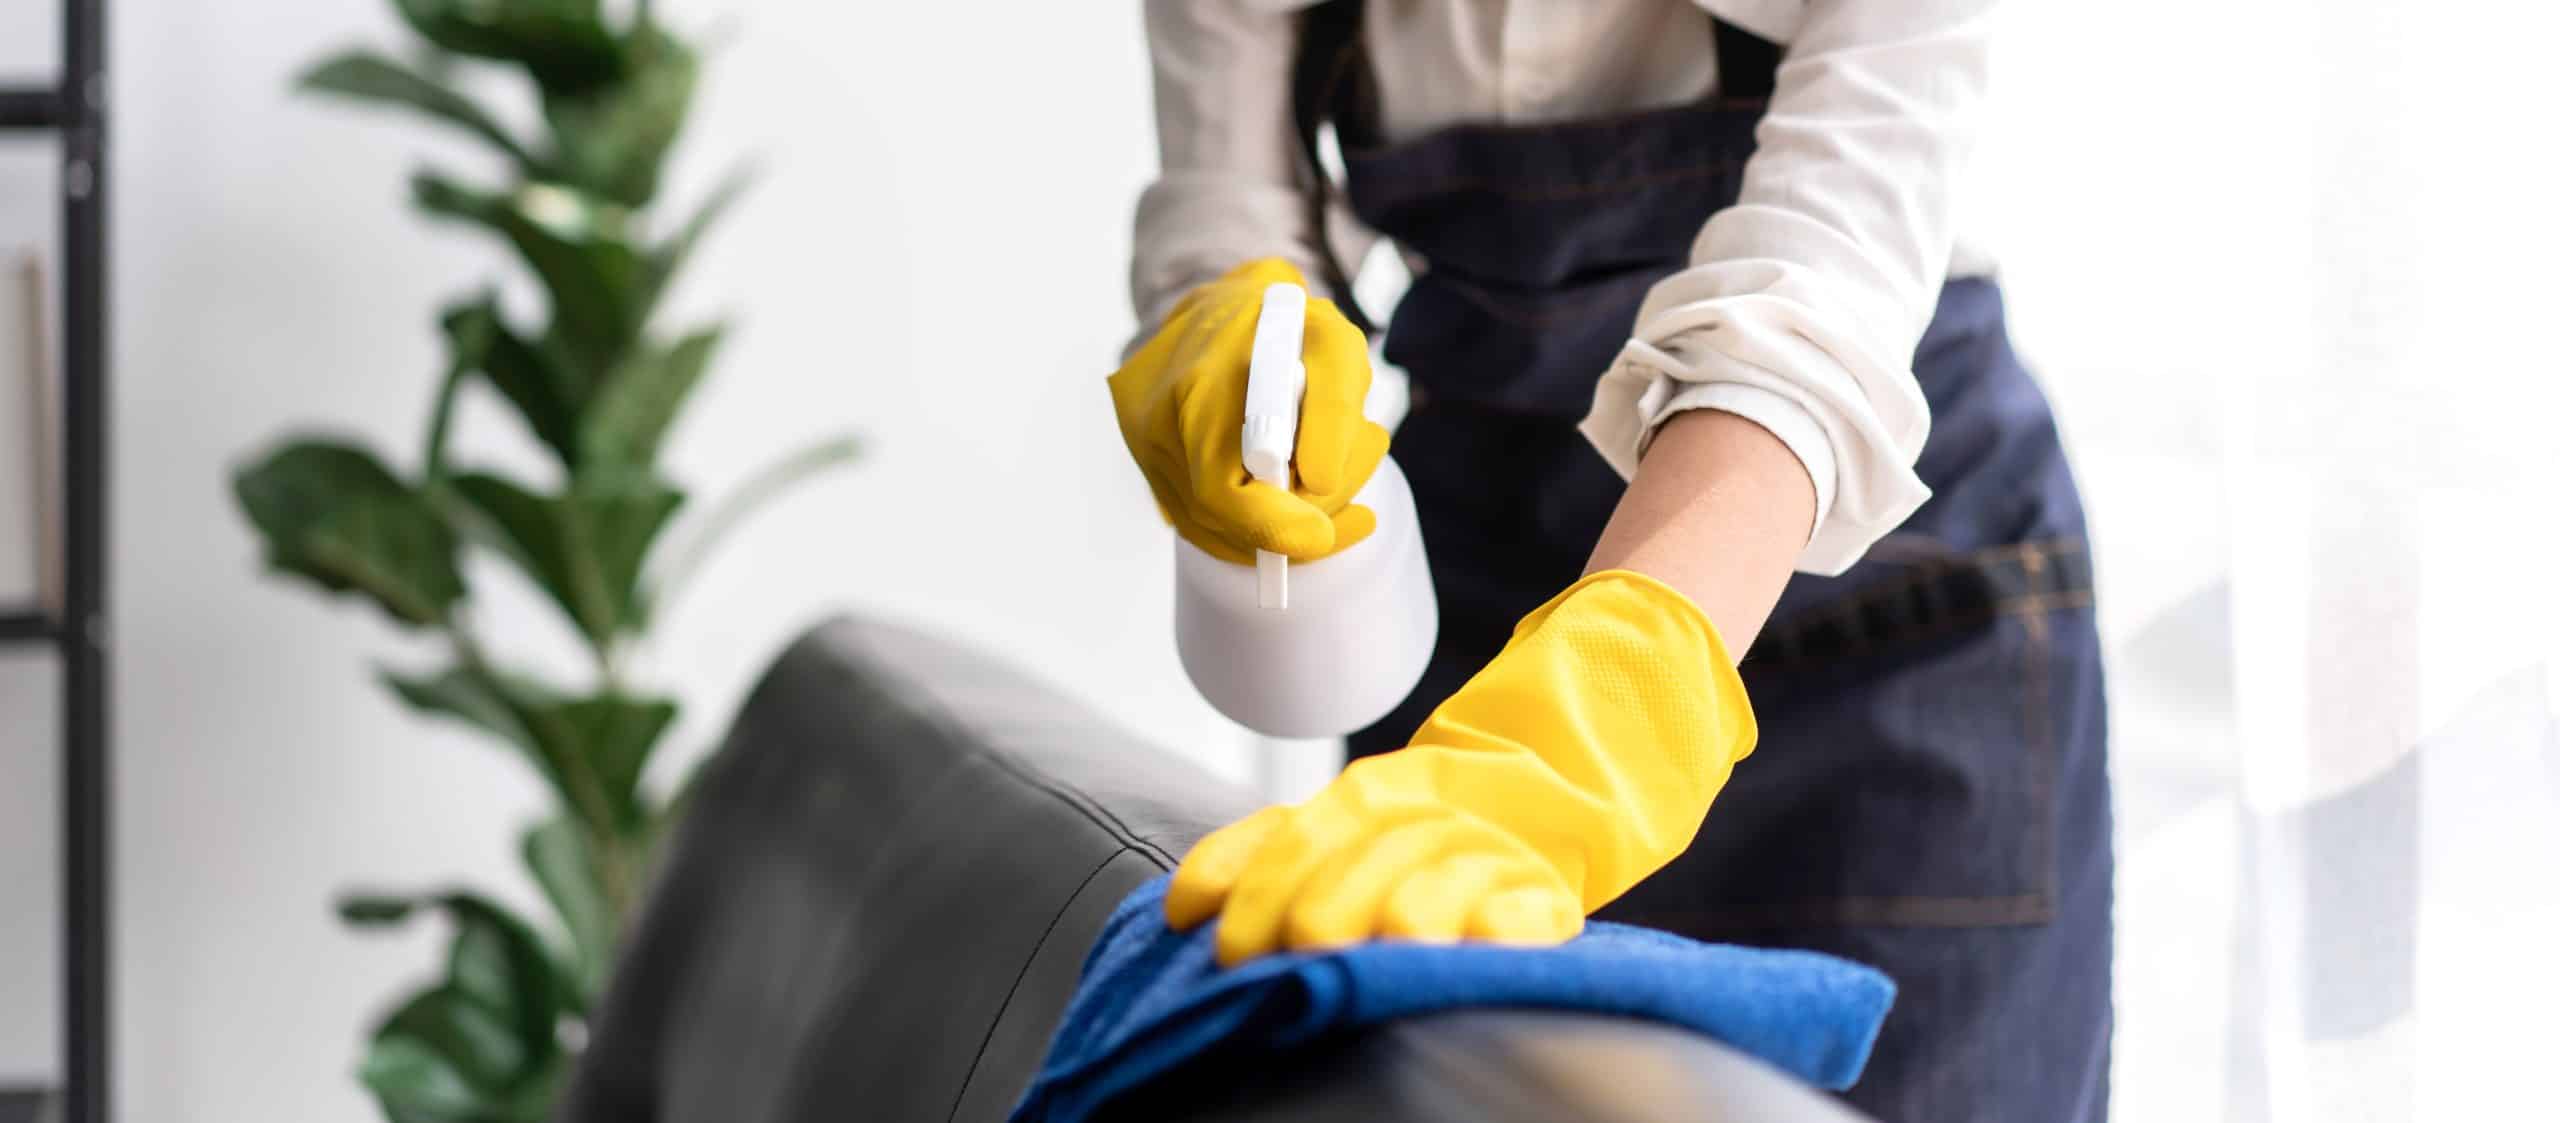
[1010,875,1895,1122]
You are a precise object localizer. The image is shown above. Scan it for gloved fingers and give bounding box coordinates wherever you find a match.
[1329,503,1379,555]
[1280,817,1467,953]
[1207,478,1339,561]
[1467,885,1584,946]
[1167,805,1291,931]
[1377,851,1548,945]
[1215,795,1435,966]
[1135,456,1258,565]
[1299,420,1392,513]
[1162,497,1368,566]
[1291,306,1378,498]
[1166,350,1335,561]
[1213,797,1365,966]
[1174,523,1259,567]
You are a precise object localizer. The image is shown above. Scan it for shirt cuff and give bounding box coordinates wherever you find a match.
[1581,309,1933,577]
[1634,376,1839,535]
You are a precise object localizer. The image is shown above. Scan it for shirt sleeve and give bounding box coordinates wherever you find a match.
[1133,0,1331,330]
[1580,0,1997,576]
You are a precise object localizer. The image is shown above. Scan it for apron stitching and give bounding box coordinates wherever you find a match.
[2002,591,2096,615]
[1748,537,2092,671]
[2022,583,2061,914]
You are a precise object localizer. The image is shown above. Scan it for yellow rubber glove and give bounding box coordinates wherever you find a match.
[1167,570,1759,966]
[1109,258,1392,564]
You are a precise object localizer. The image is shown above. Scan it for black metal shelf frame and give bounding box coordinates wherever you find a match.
[0,2,110,1122]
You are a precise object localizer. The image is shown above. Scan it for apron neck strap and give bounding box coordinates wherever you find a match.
[1711,17,1782,102]
[1284,4,1786,332]
[1291,0,1375,332]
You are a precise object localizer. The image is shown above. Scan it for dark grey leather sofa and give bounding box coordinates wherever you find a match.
[559,617,1873,1122]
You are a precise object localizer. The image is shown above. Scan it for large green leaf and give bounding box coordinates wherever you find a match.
[415,173,654,368]
[581,327,722,469]
[299,50,540,171]
[523,817,614,1006]
[381,663,674,836]
[553,695,673,823]
[342,892,567,1123]
[446,470,684,645]
[440,298,592,467]
[341,893,422,927]
[541,25,697,207]
[381,662,550,765]
[358,1023,491,1121]
[390,0,623,93]
[445,897,555,1022]
[234,439,465,628]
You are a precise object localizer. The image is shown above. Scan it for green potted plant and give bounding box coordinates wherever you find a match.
[230,2,853,1118]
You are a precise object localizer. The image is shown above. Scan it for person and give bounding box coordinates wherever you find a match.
[1104,1,2111,1118]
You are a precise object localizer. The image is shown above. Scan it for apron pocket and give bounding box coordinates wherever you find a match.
[1599,536,2095,935]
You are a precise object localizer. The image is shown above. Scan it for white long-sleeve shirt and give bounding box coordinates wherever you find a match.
[1136,0,1999,575]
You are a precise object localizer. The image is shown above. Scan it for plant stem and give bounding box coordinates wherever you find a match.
[448,617,640,914]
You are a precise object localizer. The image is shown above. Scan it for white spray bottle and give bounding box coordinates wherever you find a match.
[1173,282,1438,739]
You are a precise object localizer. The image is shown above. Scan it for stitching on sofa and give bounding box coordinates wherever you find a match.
[972,747,1182,871]
[948,846,1133,1121]
[829,633,1185,870]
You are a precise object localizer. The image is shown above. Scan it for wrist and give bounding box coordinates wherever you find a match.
[1583,409,1812,653]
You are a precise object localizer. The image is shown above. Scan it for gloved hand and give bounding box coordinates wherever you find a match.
[1167,570,1758,966]
[1109,258,1391,564]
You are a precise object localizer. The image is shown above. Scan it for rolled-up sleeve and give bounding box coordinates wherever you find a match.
[1581,0,1996,575]
[1133,0,1328,328]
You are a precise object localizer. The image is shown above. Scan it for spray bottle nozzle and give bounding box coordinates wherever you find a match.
[1241,283,1309,610]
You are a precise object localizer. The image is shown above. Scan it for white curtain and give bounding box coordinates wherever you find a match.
[1979,0,2560,1116]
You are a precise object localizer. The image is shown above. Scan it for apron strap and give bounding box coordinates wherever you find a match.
[1711,17,1783,102]
[1287,5,1786,332]
[1290,0,1376,333]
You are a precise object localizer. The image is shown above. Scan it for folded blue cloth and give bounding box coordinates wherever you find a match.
[1011,876,1895,1122]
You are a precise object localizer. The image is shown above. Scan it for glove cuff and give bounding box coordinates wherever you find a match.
[1512,568,1758,772]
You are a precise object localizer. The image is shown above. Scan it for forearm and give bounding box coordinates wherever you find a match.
[1583,409,1814,654]
[1133,0,1320,328]
[1580,0,1992,577]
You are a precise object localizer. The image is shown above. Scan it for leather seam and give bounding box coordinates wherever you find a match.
[946,846,1133,1122]
[972,747,1182,871]
[847,629,1185,870]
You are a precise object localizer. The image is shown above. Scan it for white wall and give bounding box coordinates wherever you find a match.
[3,0,1255,1118]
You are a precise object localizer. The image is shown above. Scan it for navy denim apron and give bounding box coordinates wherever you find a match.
[1303,10,2115,1120]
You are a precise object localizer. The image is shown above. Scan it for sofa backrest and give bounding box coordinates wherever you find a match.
[561,615,1870,1123]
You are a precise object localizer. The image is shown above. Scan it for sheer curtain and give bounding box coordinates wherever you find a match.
[1977,0,2560,1116]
